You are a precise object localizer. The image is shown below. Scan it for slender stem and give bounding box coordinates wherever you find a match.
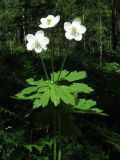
[51,44,54,82]
[57,51,68,82]
[53,108,57,160]
[40,55,49,80]
[58,114,62,160]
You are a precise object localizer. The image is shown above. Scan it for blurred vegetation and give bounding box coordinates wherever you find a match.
[0,0,120,159]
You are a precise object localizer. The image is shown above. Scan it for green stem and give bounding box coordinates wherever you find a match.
[57,51,68,82]
[58,114,61,160]
[51,44,54,82]
[40,55,49,80]
[53,108,57,160]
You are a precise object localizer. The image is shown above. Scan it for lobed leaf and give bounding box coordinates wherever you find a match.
[64,83,93,93]
[75,99,96,110]
[33,88,50,108]
[26,78,43,85]
[26,78,50,87]
[50,84,60,106]
[64,71,87,82]
[19,86,39,95]
[51,70,69,81]
[55,85,75,106]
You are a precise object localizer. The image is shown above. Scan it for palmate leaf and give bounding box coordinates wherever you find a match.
[33,88,50,108]
[63,83,93,93]
[38,86,49,93]
[71,83,93,93]
[64,71,87,82]
[51,84,60,106]
[26,78,43,85]
[56,85,75,106]
[51,70,86,82]
[15,92,41,100]
[70,83,93,93]
[15,79,50,100]
[18,86,39,95]
[90,108,104,114]
[15,70,96,111]
[51,70,69,81]
[75,99,96,110]
[74,99,105,115]
[26,78,50,86]
[15,86,40,100]
[50,84,75,106]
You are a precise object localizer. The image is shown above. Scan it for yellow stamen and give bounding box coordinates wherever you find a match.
[72,27,77,33]
[47,18,52,25]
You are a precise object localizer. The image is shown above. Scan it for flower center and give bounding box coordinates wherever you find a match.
[72,27,77,33]
[47,18,52,25]
[35,40,41,49]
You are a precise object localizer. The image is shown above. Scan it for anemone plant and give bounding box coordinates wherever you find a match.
[15,14,105,160]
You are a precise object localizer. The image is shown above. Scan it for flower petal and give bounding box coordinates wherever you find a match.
[26,34,34,42]
[54,15,60,24]
[39,24,48,29]
[35,30,44,39]
[40,18,47,25]
[72,18,81,26]
[64,22,72,32]
[34,47,42,53]
[41,45,47,51]
[78,25,87,34]
[65,32,73,40]
[74,33,82,41]
[27,42,34,50]
[40,37,49,50]
[43,37,50,45]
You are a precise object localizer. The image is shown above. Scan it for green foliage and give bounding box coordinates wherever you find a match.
[97,127,120,153]
[0,106,19,118]
[75,99,96,110]
[24,137,54,153]
[15,70,103,115]
[62,141,109,160]
[102,62,120,73]
[1,0,120,159]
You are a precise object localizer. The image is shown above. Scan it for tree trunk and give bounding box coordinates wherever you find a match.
[111,0,117,50]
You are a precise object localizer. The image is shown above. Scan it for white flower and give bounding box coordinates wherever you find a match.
[39,15,60,29]
[64,18,86,41]
[26,30,49,53]
[5,126,12,130]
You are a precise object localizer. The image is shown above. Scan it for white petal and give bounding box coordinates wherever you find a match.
[49,16,60,27]
[72,18,81,26]
[40,18,47,25]
[74,33,82,41]
[65,32,73,40]
[27,42,34,50]
[54,15,60,24]
[43,37,49,45]
[26,34,34,42]
[34,47,42,53]
[39,24,48,29]
[78,25,87,34]
[40,37,49,50]
[64,22,72,32]
[41,44,47,50]
[35,30,44,39]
